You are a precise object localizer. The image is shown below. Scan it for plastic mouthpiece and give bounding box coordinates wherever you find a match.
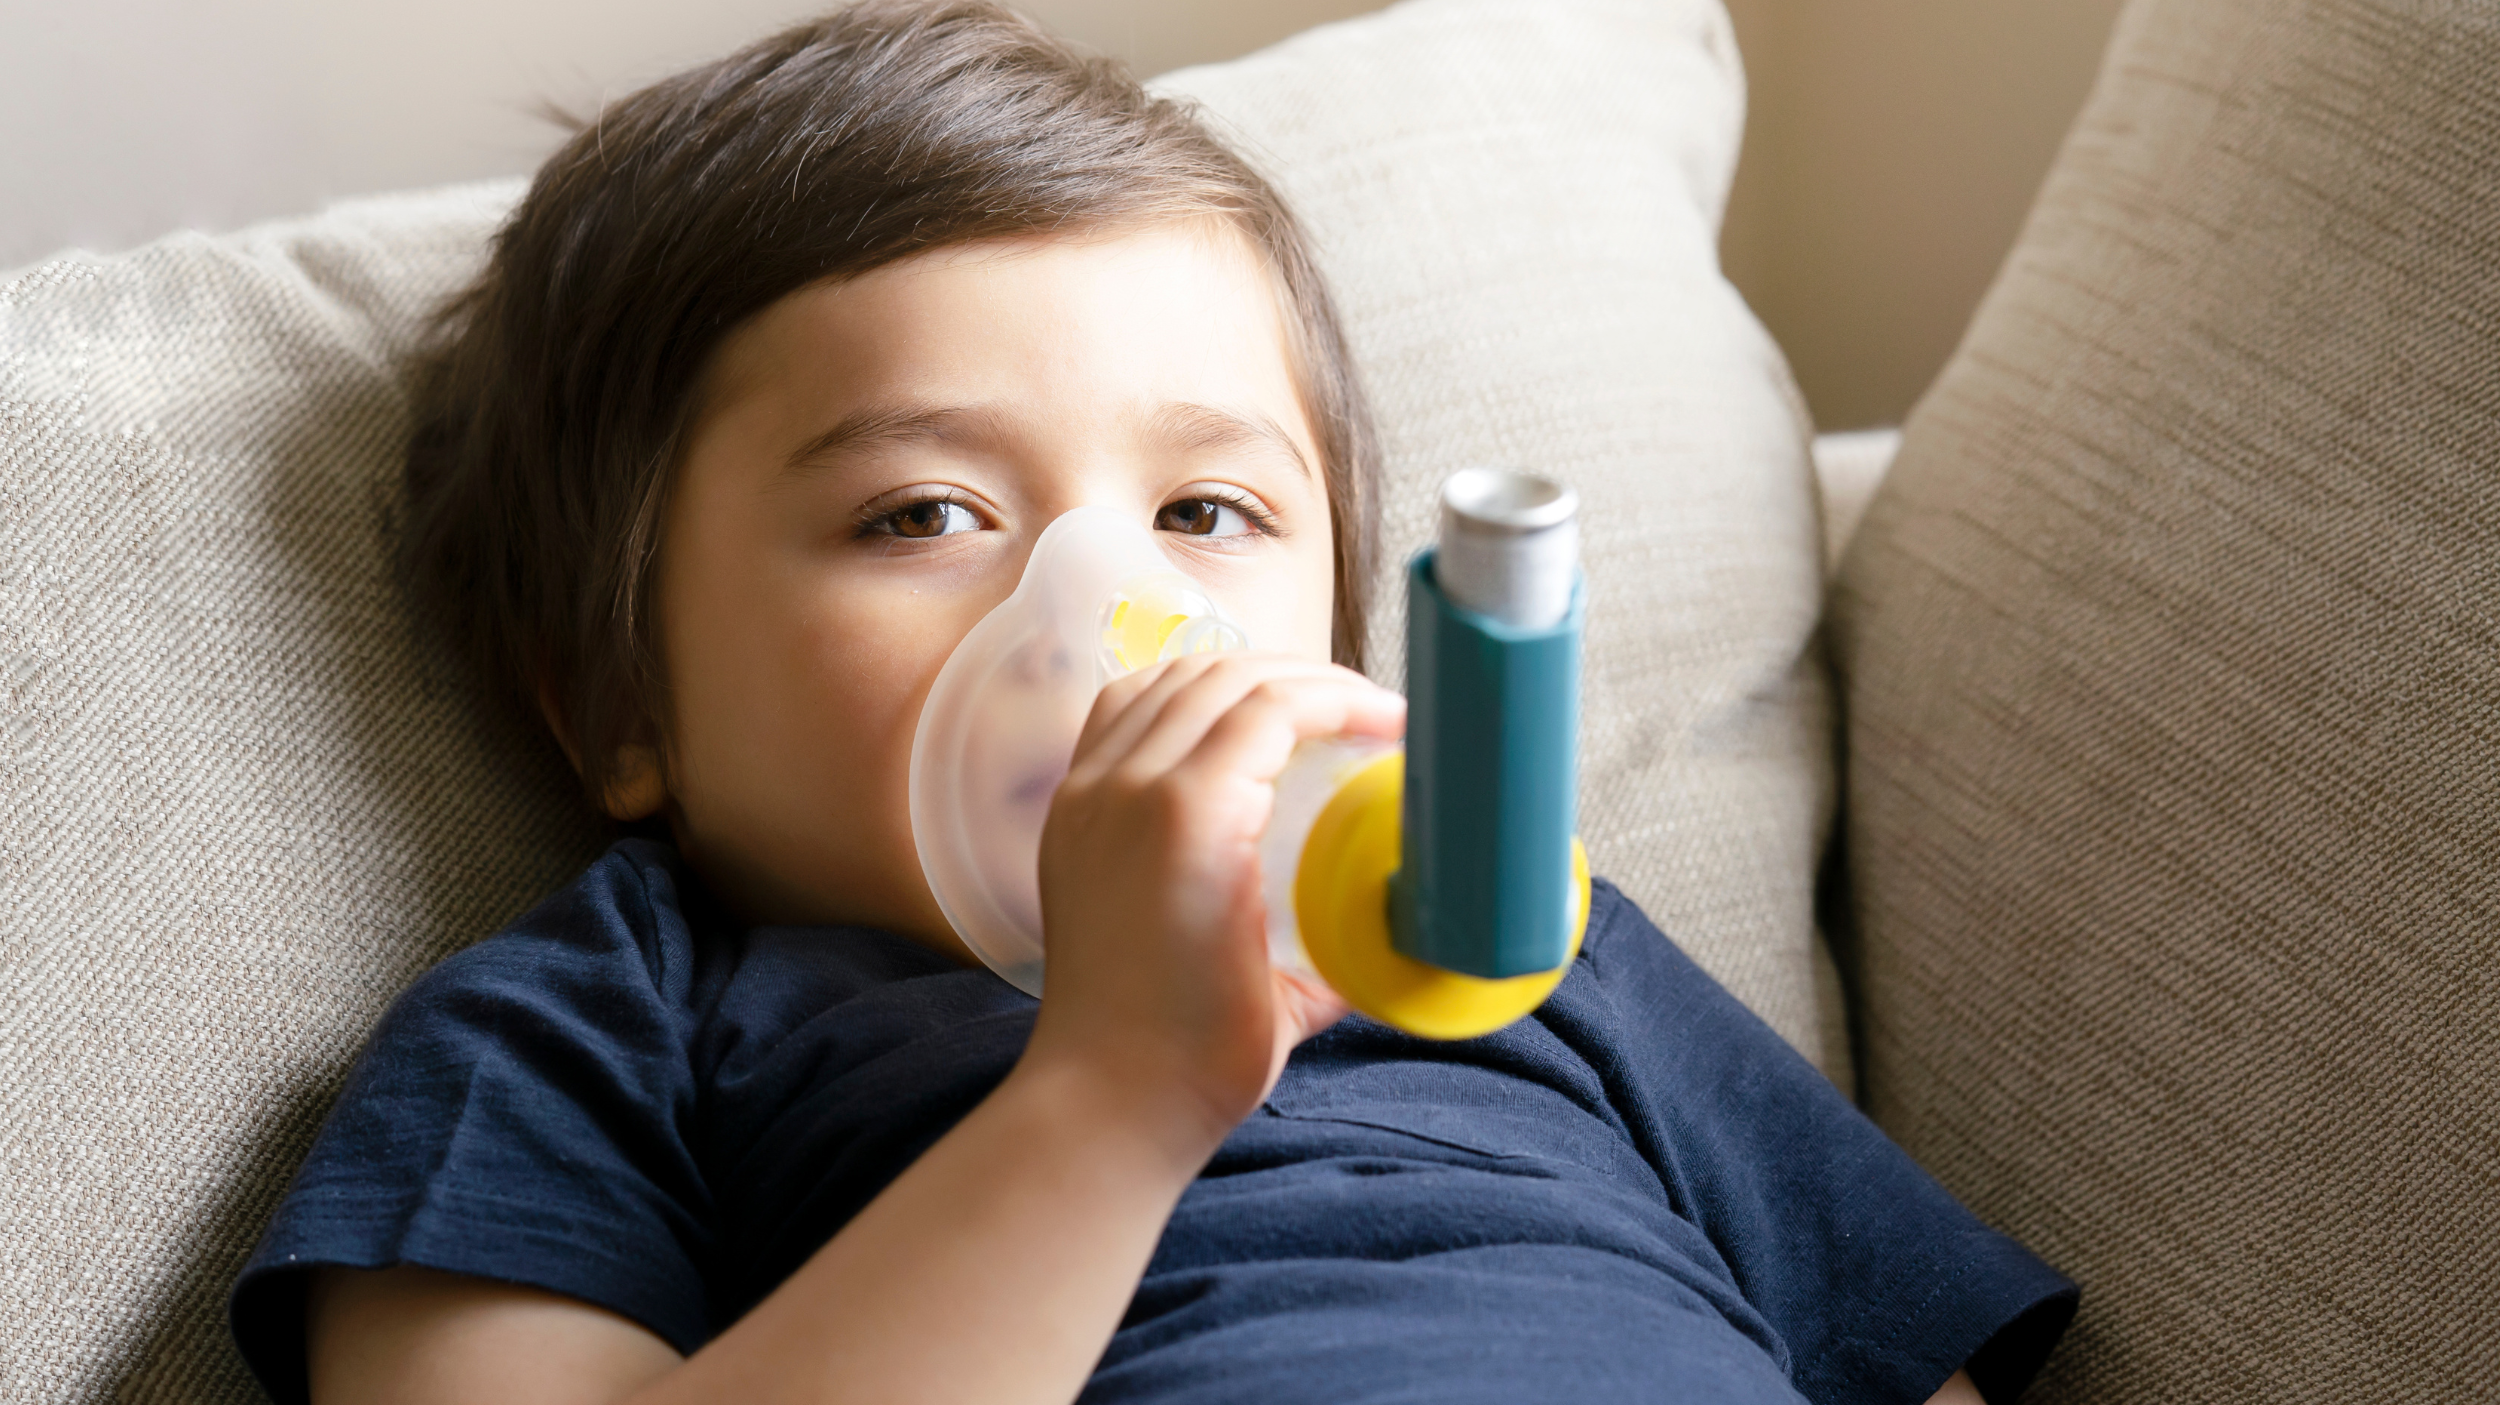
[910,507,1249,996]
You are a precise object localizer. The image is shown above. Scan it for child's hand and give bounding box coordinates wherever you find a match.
[1029,653,1404,1154]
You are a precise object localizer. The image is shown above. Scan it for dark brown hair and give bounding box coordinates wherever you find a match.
[404,0,1375,804]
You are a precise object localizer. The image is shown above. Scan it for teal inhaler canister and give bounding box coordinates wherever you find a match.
[1391,470,1584,980]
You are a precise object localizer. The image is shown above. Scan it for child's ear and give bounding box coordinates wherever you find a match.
[599,745,667,822]
[535,676,668,822]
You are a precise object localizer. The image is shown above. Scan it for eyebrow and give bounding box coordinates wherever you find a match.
[1144,402,1316,481]
[782,403,1009,476]
[778,400,1316,479]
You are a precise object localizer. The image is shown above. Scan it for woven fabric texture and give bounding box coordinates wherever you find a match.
[1832,0,2500,1399]
[0,184,606,1403]
[2,1,1838,1397]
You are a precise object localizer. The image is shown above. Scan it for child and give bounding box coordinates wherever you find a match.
[229,5,2075,1402]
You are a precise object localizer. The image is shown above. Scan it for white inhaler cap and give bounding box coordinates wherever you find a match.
[1436,467,1580,630]
[908,507,1248,995]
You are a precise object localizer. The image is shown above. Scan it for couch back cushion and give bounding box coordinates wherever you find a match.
[1832,0,2500,1398]
[0,1,1840,1395]
[0,184,605,1402]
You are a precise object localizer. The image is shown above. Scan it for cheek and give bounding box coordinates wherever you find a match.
[1246,526,1341,663]
[1187,499,1340,663]
[662,548,969,851]
[777,588,979,804]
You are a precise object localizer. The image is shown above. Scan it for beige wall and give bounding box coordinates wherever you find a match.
[0,0,1382,271]
[1721,0,2128,427]
[0,0,2124,429]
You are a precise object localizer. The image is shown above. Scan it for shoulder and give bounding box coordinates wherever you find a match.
[293,833,723,1228]
[371,837,712,1061]
[1580,876,1642,948]
[1543,875,1790,1074]
[1572,876,1690,983]
[404,838,698,1003]
[232,838,723,1391]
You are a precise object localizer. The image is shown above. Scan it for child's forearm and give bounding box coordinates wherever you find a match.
[631,1046,1224,1405]
[304,1018,1238,1405]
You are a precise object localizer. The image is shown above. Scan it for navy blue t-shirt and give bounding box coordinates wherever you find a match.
[231,839,2072,1403]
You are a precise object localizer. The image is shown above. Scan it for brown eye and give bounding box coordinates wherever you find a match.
[1156,498,1250,537]
[884,499,979,539]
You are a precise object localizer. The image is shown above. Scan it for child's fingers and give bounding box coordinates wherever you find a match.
[1066,659,1177,769]
[1102,658,1377,785]
[1080,656,1353,784]
[1263,965,1352,1090]
[1171,674,1404,793]
[1068,654,1235,779]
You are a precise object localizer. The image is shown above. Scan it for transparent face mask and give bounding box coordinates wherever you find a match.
[907,507,1248,995]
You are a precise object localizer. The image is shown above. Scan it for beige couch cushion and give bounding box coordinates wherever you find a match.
[1832,0,2500,1399]
[1,1,1839,1395]
[0,186,607,1402]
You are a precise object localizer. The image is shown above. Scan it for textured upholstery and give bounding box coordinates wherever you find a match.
[0,185,603,1403]
[0,1,1838,1397]
[1832,0,2500,1398]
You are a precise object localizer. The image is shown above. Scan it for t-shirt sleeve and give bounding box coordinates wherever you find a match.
[228,841,714,1404]
[1571,882,2076,1405]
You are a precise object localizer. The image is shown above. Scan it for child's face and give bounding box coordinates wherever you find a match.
[637,223,1339,956]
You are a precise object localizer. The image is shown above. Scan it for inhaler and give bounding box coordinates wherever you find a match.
[909,470,1589,1039]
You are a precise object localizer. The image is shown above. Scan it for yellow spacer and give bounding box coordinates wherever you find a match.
[1293,751,1590,1041]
